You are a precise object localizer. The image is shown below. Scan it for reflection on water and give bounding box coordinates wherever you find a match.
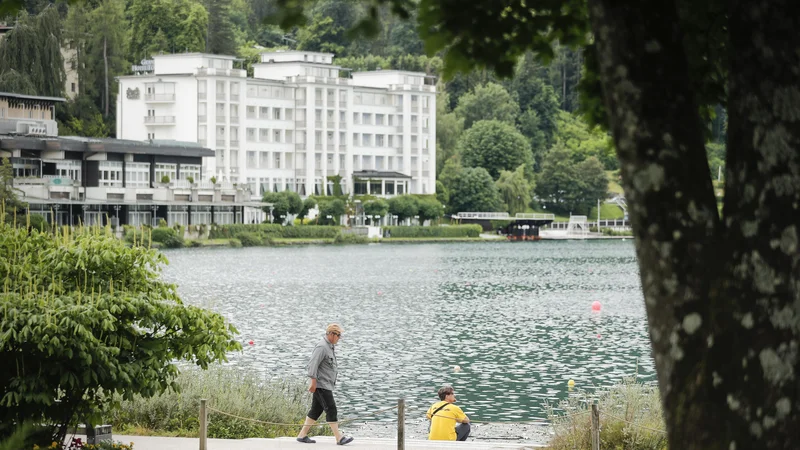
[162,240,654,422]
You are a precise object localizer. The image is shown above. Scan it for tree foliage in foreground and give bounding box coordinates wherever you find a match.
[0,223,240,446]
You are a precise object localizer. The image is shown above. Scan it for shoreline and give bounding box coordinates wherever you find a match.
[173,233,631,248]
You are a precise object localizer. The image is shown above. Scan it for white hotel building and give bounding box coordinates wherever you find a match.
[116,51,436,202]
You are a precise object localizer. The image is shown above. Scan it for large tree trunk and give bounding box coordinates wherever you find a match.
[587,0,799,448]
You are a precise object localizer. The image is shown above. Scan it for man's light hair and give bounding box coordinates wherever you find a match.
[326,323,344,335]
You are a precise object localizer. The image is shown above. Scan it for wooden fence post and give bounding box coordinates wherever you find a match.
[199,398,207,450]
[591,403,600,450]
[397,398,405,450]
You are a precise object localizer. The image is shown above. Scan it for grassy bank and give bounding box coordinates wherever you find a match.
[545,378,666,450]
[107,365,324,439]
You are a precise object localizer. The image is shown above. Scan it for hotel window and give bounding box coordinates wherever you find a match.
[180,164,201,181]
[286,108,293,120]
[362,134,371,147]
[353,133,360,146]
[260,106,269,118]
[247,106,256,118]
[154,163,177,183]
[260,128,269,141]
[247,128,256,142]
[274,153,281,169]
[247,151,257,168]
[376,114,384,125]
[71,83,76,93]
[285,130,293,143]
[363,113,372,125]
[273,108,281,120]
[353,112,359,124]
[98,161,123,187]
[274,130,281,143]
[54,160,82,181]
[125,162,150,187]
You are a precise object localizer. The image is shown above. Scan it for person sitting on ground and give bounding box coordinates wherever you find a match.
[426,385,470,441]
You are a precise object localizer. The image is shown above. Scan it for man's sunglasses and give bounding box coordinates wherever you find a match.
[330,332,341,337]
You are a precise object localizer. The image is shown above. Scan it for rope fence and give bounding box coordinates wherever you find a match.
[197,397,667,450]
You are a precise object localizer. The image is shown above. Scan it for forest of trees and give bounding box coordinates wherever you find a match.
[0,0,727,216]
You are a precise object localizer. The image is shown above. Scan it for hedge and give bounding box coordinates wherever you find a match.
[384,225,483,238]
[209,224,341,240]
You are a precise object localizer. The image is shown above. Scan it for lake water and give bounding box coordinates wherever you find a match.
[161,240,654,423]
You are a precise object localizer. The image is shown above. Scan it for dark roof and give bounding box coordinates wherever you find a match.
[0,92,66,103]
[0,135,214,157]
[353,170,412,179]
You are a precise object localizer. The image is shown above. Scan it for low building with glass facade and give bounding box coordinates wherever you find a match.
[1,92,264,226]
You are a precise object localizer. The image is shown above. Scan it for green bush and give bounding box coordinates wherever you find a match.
[236,231,263,247]
[383,225,483,238]
[280,226,340,239]
[108,366,317,440]
[229,238,242,248]
[209,224,283,239]
[546,378,667,450]
[209,224,339,240]
[26,214,47,232]
[0,223,239,446]
[150,227,184,248]
[334,232,369,244]
[601,228,633,236]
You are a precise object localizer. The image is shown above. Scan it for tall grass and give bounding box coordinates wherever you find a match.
[107,365,323,439]
[546,378,668,450]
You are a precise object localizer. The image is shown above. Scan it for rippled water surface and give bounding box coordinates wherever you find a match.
[162,240,654,422]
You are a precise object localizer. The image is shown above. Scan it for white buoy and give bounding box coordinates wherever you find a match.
[453,365,462,373]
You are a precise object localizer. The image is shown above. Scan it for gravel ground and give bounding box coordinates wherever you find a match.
[345,419,553,447]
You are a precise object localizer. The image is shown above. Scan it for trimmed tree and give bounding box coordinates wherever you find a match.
[458,120,533,179]
[363,198,389,225]
[388,195,419,223]
[447,167,504,214]
[417,197,445,225]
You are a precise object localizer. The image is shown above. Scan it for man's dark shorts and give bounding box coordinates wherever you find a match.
[307,388,338,422]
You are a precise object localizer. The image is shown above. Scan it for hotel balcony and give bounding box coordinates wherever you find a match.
[145,93,175,102]
[144,115,175,125]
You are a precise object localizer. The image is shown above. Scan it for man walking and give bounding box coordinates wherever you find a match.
[296,323,354,445]
[426,385,470,441]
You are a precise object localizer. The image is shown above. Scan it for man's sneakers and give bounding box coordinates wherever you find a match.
[296,435,352,445]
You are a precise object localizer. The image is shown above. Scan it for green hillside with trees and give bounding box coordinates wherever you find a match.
[0,0,727,216]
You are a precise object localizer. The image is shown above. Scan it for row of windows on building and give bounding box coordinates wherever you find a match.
[206,80,430,107]
[239,177,410,197]
[11,159,201,187]
[96,162,201,187]
[203,125,430,148]
[0,106,48,119]
[216,150,428,174]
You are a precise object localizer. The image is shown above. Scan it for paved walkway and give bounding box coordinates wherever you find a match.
[94,435,545,449]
